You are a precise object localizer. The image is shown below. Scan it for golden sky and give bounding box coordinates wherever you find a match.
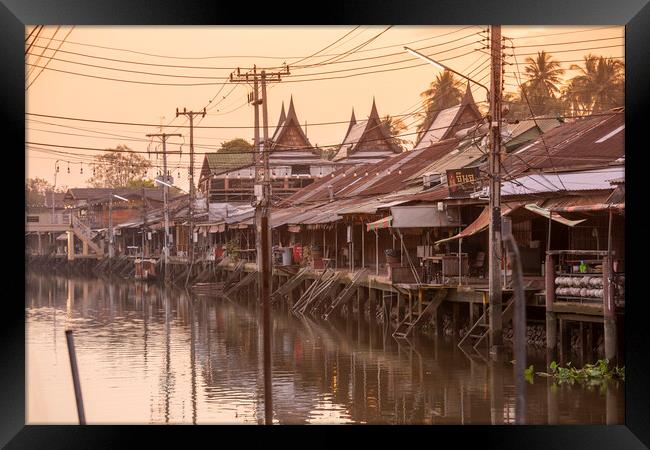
[25,25,624,192]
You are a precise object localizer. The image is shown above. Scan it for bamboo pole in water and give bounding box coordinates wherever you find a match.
[65,329,86,424]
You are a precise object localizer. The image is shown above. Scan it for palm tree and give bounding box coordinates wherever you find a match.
[417,70,464,137]
[381,114,410,149]
[563,54,624,115]
[522,51,565,115]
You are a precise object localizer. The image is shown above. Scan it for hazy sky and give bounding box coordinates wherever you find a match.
[25,25,624,191]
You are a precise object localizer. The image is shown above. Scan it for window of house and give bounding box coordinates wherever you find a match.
[291,165,310,175]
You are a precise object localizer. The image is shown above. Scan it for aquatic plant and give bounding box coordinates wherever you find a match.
[527,359,625,385]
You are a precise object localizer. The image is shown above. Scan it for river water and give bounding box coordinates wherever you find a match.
[25,273,624,424]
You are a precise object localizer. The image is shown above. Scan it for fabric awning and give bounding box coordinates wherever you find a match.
[435,203,522,244]
[366,216,392,232]
[524,204,586,226]
[550,202,624,213]
[288,224,301,233]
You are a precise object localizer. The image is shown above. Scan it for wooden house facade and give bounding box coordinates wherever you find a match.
[199,97,337,204]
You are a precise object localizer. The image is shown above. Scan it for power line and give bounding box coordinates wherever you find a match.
[36,26,479,61]
[288,26,361,66]
[27,26,75,91]
[26,26,61,79]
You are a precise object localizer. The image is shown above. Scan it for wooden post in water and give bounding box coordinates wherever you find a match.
[545,253,557,361]
[65,329,86,424]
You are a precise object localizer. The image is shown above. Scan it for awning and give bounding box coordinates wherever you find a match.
[435,203,522,244]
[390,205,461,228]
[56,233,68,241]
[288,224,301,233]
[366,216,392,232]
[550,202,625,213]
[524,204,586,226]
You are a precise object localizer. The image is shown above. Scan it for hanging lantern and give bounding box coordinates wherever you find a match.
[80,163,83,175]
[67,164,70,174]
[56,165,60,173]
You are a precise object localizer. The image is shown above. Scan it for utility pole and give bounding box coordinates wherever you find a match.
[108,189,114,259]
[229,63,289,425]
[488,24,504,357]
[146,132,182,283]
[175,107,205,264]
[141,186,147,258]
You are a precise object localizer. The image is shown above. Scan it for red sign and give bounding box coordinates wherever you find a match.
[446,167,481,197]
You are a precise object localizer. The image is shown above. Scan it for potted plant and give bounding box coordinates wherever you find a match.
[385,248,401,265]
[225,239,241,262]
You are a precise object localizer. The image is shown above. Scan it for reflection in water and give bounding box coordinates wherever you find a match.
[25,273,624,425]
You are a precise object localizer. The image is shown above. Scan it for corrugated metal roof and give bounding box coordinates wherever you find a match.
[495,166,624,196]
[503,111,624,174]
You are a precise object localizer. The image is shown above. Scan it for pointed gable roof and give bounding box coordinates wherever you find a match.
[270,96,314,152]
[413,82,483,151]
[333,98,402,162]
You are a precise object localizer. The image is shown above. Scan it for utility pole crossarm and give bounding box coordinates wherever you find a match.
[228,64,288,426]
[145,132,183,283]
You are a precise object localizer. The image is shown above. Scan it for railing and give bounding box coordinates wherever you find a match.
[71,215,96,242]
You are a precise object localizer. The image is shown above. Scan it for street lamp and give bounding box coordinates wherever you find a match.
[403,46,490,101]
[405,30,505,356]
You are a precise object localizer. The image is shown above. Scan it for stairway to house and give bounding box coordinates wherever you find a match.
[292,269,338,316]
[270,266,310,305]
[377,290,396,323]
[457,294,515,351]
[224,270,257,297]
[223,260,246,290]
[393,289,448,339]
[322,269,367,320]
[71,216,104,256]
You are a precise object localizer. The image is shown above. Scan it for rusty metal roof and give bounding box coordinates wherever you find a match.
[503,111,624,175]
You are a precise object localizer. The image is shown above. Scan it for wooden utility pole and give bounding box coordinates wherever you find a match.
[175,107,205,264]
[488,24,504,356]
[146,132,182,283]
[229,64,289,425]
[141,186,147,258]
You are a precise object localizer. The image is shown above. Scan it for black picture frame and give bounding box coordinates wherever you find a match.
[5,0,649,448]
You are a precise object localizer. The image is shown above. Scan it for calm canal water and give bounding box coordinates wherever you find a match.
[26,273,624,424]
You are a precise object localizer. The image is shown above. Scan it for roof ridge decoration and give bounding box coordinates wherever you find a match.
[270,96,314,153]
[333,97,402,162]
[412,85,482,151]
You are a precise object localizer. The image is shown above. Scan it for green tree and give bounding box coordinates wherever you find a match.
[87,145,153,188]
[127,178,156,188]
[219,138,253,153]
[25,177,53,206]
[521,51,565,116]
[562,54,624,115]
[417,70,464,138]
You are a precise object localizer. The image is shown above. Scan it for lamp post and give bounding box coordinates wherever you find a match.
[405,32,505,356]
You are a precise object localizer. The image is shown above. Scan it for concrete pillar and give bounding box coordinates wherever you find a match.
[545,254,557,355]
[452,302,461,339]
[435,306,444,337]
[602,257,617,363]
[67,231,75,261]
[368,288,378,324]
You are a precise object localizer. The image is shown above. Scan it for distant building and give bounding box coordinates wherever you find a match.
[199,96,337,205]
[332,98,403,165]
[412,83,483,151]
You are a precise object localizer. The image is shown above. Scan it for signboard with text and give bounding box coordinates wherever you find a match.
[446,167,481,197]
